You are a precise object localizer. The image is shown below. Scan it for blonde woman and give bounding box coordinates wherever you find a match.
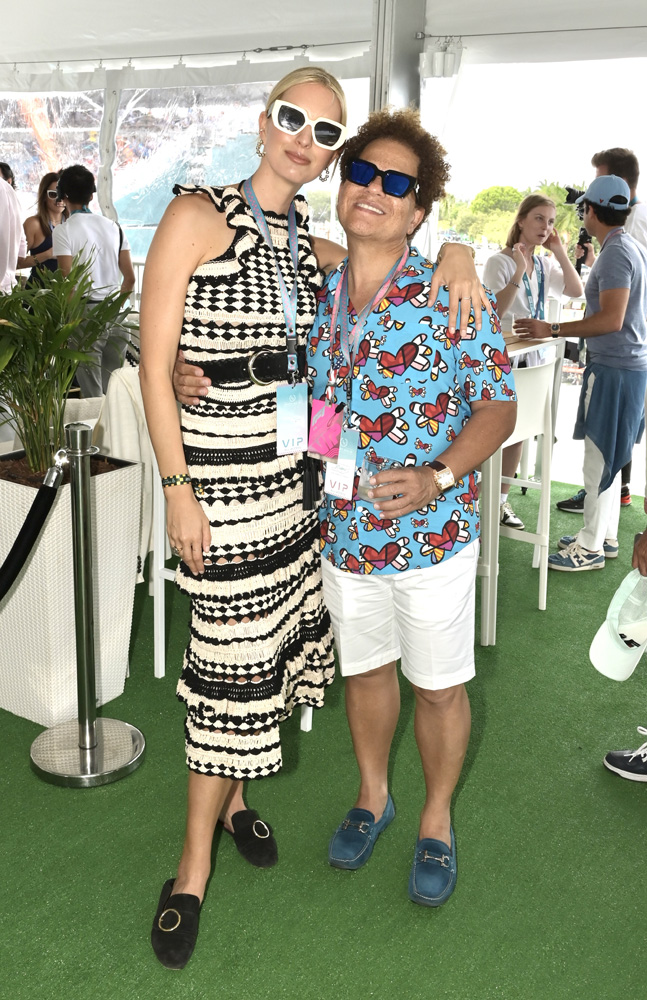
[483,194,582,528]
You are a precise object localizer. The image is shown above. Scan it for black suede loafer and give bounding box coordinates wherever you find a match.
[222,809,278,868]
[150,878,201,970]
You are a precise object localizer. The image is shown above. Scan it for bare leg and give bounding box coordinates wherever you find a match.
[220,780,246,830]
[501,441,523,497]
[173,771,233,902]
[345,661,400,821]
[412,682,471,845]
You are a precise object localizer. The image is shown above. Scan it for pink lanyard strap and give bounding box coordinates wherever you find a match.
[324,246,409,404]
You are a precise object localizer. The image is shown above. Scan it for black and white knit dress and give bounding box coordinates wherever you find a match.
[172,183,335,779]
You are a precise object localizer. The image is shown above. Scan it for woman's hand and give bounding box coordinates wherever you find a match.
[511,317,552,340]
[369,465,438,519]
[511,242,531,270]
[543,229,566,256]
[166,487,212,575]
[429,243,492,336]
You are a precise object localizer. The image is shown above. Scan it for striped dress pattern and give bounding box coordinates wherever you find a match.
[172,183,335,779]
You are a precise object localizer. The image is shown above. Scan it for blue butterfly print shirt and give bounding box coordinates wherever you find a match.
[308,246,517,575]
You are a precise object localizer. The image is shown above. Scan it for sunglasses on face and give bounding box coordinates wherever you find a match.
[347,158,418,198]
[268,99,347,150]
[47,190,62,200]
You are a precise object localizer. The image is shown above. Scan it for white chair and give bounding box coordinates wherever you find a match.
[478,355,559,645]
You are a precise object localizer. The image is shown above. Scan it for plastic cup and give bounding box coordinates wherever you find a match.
[357,457,395,502]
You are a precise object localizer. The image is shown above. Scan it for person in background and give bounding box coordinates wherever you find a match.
[483,195,582,529]
[515,175,647,573]
[53,164,135,396]
[601,523,647,782]
[16,171,67,282]
[0,171,25,294]
[0,162,15,188]
[559,148,647,513]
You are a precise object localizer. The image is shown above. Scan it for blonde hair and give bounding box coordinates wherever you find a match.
[506,194,556,247]
[265,66,347,126]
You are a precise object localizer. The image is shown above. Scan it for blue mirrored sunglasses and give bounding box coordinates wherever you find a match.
[347,158,418,198]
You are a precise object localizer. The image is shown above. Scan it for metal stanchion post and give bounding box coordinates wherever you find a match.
[30,423,145,787]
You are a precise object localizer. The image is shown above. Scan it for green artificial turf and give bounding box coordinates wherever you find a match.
[1,481,646,999]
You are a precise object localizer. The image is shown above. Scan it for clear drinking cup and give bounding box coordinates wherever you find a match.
[357,456,396,502]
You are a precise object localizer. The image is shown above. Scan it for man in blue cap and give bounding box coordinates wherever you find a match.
[515,174,647,571]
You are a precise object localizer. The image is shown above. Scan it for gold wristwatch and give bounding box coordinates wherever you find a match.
[430,460,455,493]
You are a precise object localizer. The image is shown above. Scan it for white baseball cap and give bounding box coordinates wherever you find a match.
[590,569,647,681]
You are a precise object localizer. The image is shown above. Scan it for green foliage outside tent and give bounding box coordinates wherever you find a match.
[438,180,588,258]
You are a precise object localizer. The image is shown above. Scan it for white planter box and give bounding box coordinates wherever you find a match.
[0,455,142,727]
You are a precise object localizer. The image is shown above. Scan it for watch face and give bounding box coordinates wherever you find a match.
[435,466,455,491]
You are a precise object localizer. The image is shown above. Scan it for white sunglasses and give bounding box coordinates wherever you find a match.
[268,99,347,150]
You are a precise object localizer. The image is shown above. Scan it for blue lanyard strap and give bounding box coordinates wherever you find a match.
[242,178,300,379]
[521,255,545,320]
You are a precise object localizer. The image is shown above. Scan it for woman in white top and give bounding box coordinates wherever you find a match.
[483,194,582,528]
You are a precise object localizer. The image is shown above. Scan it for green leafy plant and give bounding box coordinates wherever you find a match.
[0,256,133,474]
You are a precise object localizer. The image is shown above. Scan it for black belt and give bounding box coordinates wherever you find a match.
[193,347,307,386]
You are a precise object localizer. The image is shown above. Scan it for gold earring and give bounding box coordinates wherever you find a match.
[255,135,265,158]
[319,166,330,183]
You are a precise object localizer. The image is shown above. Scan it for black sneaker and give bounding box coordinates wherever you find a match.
[603,727,647,781]
[556,488,585,513]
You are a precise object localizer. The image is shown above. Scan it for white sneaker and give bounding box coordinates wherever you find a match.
[500,501,524,529]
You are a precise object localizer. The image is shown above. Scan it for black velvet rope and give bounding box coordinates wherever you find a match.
[0,474,62,603]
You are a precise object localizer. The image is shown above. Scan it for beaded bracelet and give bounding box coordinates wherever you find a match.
[161,474,192,487]
[510,280,521,289]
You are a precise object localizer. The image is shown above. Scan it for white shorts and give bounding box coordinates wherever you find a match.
[320,541,479,691]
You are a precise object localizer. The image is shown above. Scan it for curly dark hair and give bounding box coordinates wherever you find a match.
[339,107,450,236]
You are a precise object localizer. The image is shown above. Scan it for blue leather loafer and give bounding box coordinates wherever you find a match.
[408,826,457,907]
[328,794,395,870]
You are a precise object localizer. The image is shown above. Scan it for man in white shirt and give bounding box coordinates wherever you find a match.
[0,174,26,294]
[53,164,135,396]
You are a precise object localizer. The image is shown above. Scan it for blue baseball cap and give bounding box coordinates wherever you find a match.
[575,174,631,209]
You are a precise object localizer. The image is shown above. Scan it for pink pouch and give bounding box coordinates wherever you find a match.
[308,399,345,461]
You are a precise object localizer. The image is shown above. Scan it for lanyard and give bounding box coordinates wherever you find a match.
[325,247,409,415]
[599,227,625,253]
[242,178,300,380]
[521,255,545,320]
[71,207,91,215]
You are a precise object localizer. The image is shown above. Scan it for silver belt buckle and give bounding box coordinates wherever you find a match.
[247,350,274,386]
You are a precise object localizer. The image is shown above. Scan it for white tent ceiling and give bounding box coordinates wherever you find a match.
[425,0,647,64]
[2,1,375,66]
[3,1,646,79]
